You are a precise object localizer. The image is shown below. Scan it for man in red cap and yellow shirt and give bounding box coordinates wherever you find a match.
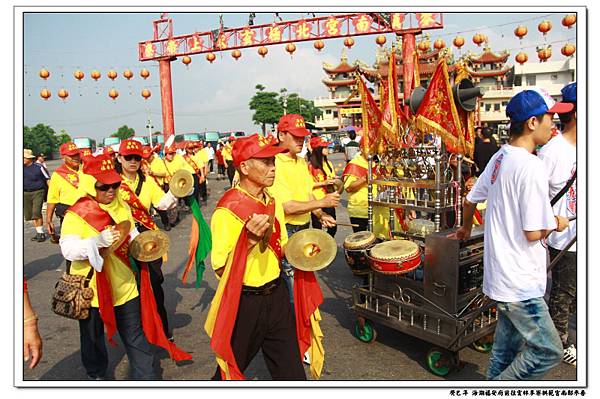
[181,141,206,205]
[115,139,184,339]
[205,134,323,380]
[46,142,83,241]
[221,136,235,187]
[142,145,171,230]
[59,153,190,380]
[270,114,339,304]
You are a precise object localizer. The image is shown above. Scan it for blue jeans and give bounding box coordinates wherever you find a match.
[79,296,156,380]
[281,223,310,304]
[487,297,563,380]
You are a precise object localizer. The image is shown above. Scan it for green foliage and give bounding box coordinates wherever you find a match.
[23,124,60,157]
[57,129,72,145]
[249,85,283,135]
[281,93,323,124]
[111,125,135,140]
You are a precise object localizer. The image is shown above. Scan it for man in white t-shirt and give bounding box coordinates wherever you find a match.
[455,88,570,380]
[538,82,577,366]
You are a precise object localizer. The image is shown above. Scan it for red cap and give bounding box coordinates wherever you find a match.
[60,142,80,156]
[309,136,332,149]
[142,146,152,159]
[185,141,196,150]
[232,134,287,167]
[153,143,162,152]
[119,139,143,156]
[82,153,122,185]
[277,114,310,137]
[229,136,236,142]
[165,143,177,154]
[103,146,115,156]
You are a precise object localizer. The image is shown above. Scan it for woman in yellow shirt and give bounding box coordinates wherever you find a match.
[307,136,338,237]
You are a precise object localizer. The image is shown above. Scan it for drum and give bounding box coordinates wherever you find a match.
[343,231,377,276]
[367,239,421,275]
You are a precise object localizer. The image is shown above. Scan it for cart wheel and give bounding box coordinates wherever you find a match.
[472,336,494,353]
[354,319,377,343]
[426,347,452,377]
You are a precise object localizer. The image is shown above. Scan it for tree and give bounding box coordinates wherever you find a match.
[281,92,323,125]
[249,84,283,135]
[56,129,72,145]
[111,125,135,140]
[24,124,59,157]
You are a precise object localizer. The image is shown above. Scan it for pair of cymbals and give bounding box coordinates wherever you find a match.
[285,228,337,272]
[130,230,170,262]
[99,220,131,257]
[170,169,194,198]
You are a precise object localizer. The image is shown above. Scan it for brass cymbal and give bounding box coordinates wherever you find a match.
[130,230,170,262]
[326,178,344,194]
[100,220,131,256]
[170,169,194,198]
[285,228,337,272]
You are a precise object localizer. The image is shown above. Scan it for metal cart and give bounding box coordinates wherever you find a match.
[350,146,497,376]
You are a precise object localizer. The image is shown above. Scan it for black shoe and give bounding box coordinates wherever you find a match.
[87,374,106,381]
[167,334,174,342]
[30,235,38,241]
[35,233,46,242]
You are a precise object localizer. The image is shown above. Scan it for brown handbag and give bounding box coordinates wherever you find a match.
[51,264,95,320]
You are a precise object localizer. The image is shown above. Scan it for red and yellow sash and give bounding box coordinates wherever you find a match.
[207,188,282,380]
[342,162,367,180]
[67,197,191,361]
[183,153,201,176]
[142,160,161,187]
[119,179,158,230]
[308,164,328,195]
[55,163,79,189]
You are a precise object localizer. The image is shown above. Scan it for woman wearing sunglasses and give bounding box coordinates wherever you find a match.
[114,140,187,341]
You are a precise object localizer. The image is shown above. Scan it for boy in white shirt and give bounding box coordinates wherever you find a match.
[455,88,570,380]
[538,82,577,366]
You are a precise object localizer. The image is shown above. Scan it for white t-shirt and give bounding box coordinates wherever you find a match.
[538,133,577,252]
[467,144,556,302]
[207,147,215,160]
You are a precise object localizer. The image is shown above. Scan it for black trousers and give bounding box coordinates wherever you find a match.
[211,278,306,380]
[226,160,235,187]
[78,297,155,380]
[548,247,577,348]
[311,207,337,237]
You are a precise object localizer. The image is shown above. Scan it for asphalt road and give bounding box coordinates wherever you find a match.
[21,153,577,383]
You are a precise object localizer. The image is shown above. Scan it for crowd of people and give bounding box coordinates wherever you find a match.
[23,81,577,381]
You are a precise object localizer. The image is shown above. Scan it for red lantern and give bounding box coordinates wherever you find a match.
[123,69,133,80]
[561,43,576,57]
[434,38,446,50]
[562,14,576,29]
[515,51,528,65]
[39,69,50,80]
[472,33,485,46]
[313,40,324,51]
[417,40,430,52]
[514,25,528,39]
[285,43,296,55]
[40,88,51,100]
[537,47,552,62]
[140,68,150,79]
[141,89,151,99]
[108,89,119,100]
[257,46,268,58]
[538,20,552,35]
[344,37,355,49]
[58,89,69,100]
[376,35,386,46]
[91,70,101,81]
[107,70,117,80]
[73,70,84,81]
[182,56,192,66]
[453,36,465,48]
[206,52,216,63]
[232,49,242,60]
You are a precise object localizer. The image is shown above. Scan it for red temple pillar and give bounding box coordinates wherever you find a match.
[159,58,175,143]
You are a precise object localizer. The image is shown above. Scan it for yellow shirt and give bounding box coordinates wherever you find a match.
[149,156,168,186]
[271,153,315,226]
[343,155,374,219]
[210,187,288,287]
[180,153,200,175]
[163,154,187,180]
[310,160,336,201]
[194,148,209,167]
[119,173,165,212]
[61,199,138,307]
[47,167,83,205]
[221,144,233,162]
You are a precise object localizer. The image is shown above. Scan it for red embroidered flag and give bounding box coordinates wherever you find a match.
[356,75,382,156]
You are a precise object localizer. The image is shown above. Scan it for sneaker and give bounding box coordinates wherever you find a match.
[35,233,47,242]
[563,344,576,366]
[303,351,311,365]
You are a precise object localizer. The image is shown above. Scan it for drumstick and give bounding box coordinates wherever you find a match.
[335,222,359,227]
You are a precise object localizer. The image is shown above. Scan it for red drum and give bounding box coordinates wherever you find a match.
[343,231,377,276]
[367,239,421,275]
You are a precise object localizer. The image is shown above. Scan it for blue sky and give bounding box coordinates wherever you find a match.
[23,10,576,143]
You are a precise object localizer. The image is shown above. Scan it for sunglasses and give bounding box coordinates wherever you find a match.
[123,154,142,162]
[95,182,121,191]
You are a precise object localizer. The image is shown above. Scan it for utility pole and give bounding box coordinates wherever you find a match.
[146,117,154,146]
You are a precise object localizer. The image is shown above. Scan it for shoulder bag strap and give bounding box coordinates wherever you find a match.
[550,170,576,207]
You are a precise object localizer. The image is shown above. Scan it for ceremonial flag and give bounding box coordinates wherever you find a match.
[356,75,382,156]
[454,62,476,158]
[182,197,212,288]
[414,58,464,154]
[379,46,408,147]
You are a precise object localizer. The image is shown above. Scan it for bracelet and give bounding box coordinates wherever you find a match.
[554,215,560,231]
[24,314,38,325]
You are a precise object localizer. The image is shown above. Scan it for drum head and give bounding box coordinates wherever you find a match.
[343,231,376,249]
[370,239,419,261]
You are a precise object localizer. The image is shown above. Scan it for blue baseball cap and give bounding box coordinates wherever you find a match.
[561,82,576,103]
[506,87,573,122]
